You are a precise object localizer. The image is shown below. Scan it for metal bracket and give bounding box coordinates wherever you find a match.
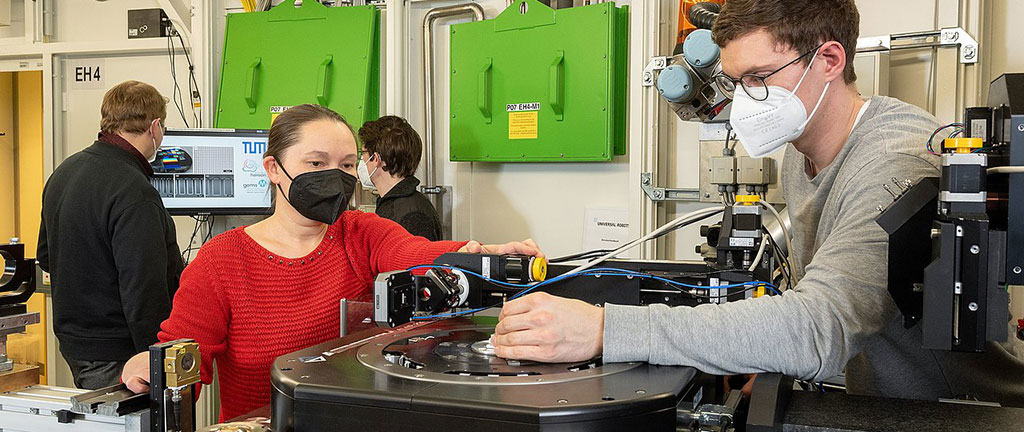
[678,390,742,430]
[420,185,454,240]
[857,26,979,64]
[156,0,192,42]
[641,56,668,87]
[71,384,148,417]
[641,173,701,202]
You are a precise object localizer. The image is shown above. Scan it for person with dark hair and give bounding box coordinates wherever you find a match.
[490,0,1024,406]
[357,115,442,240]
[119,104,544,421]
[38,80,184,389]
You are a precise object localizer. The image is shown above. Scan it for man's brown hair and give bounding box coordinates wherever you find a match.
[712,0,860,84]
[358,116,422,179]
[100,80,168,134]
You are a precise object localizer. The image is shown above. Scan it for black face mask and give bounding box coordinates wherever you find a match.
[275,158,356,224]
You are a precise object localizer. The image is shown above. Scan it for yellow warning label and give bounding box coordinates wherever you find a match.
[509,111,538,140]
[270,105,293,126]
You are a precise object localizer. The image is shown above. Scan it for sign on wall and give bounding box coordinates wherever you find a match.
[67,59,106,90]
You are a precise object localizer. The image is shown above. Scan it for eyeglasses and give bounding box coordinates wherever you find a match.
[712,43,824,101]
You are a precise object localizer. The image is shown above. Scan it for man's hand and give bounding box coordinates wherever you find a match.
[459,239,545,260]
[491,292,604,363]
[122,351,151,393]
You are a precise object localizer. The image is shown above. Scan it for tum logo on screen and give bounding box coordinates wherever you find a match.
[243,141,267,155]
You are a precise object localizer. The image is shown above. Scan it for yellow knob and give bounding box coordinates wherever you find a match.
[943,137,983,154]
[735,194,760,205]
[531,257,548,282]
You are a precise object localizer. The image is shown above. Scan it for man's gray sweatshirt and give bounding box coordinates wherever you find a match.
[603,96,1024,406]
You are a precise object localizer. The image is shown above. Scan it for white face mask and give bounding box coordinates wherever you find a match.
[147,138,159,163]
[729,48,831,158]
[147,121,162,163]
[357,154,379,190]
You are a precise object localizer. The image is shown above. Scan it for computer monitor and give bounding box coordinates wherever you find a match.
[151,129,272,215]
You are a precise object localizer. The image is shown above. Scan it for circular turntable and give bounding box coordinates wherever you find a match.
[271,317,697,432]
[360,326,640,385]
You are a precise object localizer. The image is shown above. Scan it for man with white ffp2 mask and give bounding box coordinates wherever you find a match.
[723,42,828,159]
[357,115,443,241]
[487,0,1024,407]
[38,80,184,390]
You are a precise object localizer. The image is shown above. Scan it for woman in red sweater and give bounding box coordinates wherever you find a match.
[119,104,542,421]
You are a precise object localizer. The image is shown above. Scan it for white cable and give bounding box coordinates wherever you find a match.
[748,234,769,272]
[759,199,792,264]
[988,166,1024,174]
[565,206,725,276]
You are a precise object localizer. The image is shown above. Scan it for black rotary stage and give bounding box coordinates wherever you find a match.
[271,317,696,432]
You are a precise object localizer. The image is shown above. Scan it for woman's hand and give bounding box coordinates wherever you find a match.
[459,239,545,260]
[121,351,151,393]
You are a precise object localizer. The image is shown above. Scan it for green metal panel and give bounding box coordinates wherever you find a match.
[449,0,629,162]
[214,1,380,130]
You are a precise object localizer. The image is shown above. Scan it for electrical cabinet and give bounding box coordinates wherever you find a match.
[449,0,628,162]
[215,0,379,129]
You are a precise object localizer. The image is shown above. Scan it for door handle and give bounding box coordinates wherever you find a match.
[245,57,263,114]
[550,50,565,121]
[316,55,334,106]
[478,58,493,124]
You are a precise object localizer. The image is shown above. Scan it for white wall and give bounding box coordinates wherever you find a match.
[0,1,219,424]
[405,0,988,263]
[0,0,25,40]
[395,1,638,260]
[3,0,1017,264]
[2,0,1023,412]
[988,0,1024,85]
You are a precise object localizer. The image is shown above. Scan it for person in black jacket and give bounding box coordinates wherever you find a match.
[38,80,184,389]
[357,116,443,240]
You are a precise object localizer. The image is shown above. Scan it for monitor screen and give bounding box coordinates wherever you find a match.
[151,129,272,215]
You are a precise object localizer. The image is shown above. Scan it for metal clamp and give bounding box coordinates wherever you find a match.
[164,341,201,388]
[677,390,742,430]
[641,172,701,202]
[857,26,979,64]
[641,56,668,87]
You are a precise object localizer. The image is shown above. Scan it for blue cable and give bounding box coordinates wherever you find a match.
[405,265,535,288]
[407,265,780,320]
[569,268,781,293]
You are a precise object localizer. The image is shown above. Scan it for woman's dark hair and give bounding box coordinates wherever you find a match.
[357,115,422,178]
[266,104,354,162]
[264,104,355,203]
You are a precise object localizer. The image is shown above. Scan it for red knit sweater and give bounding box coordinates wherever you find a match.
[158,211,466,421]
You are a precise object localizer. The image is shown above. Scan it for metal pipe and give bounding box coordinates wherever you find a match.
[422,3,486,189]
[339,298,348,337]
[762,207,792,258]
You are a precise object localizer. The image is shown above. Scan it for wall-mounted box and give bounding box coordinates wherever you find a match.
[449,0,628,162]
[215,0,379,130]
